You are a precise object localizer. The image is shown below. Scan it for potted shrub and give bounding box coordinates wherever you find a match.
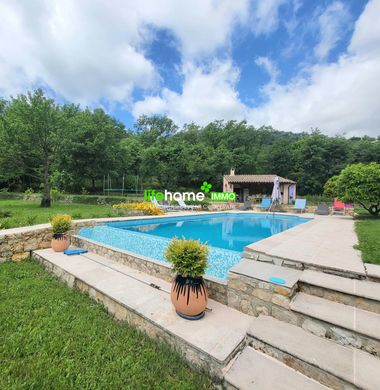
[165,237,209,320]
[50,214,72,252]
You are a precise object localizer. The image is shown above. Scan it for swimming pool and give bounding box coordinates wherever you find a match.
[78,213,310,279]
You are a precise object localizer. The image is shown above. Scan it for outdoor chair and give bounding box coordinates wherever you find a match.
[332,198,353,215]
[315,203,329,215]
[293,199,306,213]
[256,198,271,211]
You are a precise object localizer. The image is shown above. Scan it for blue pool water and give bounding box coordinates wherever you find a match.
[78,213,310,279]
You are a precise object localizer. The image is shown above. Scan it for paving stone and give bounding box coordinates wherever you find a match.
[225,347,329,390]
[300,269,380,302]
[366,264,380,281]
[229,259,301,289]
[291,293,380,341]
[248,315,380,389]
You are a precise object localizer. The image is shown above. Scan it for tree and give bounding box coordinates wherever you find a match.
[58,108,126,192]
[2,90,62,206]
[323,175,339,197]
[334,163,380,216]
[292,131,331,194]
[135,115,178,146]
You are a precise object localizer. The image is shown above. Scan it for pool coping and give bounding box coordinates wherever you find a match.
[72,233,226,285]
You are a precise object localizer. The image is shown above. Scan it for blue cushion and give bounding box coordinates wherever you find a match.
[64,249,88,256]
[269,277,286,285]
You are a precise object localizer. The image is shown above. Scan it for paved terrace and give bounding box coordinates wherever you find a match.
[244,213,365,276]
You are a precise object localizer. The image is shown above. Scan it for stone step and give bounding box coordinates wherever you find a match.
[291,293,380,356]
[248,315,380,390]
[300,270,380,314]
[224,346,329,390]
[366,264,380,282]
[33,248,253,381]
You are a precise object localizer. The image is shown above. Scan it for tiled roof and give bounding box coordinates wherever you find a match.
[224,174,296,184]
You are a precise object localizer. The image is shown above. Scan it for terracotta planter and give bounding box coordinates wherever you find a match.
[51,233,70,252]
[170,275,208,320]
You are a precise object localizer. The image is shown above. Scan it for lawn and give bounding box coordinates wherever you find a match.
[0,260,211,389]
[355,215,380,265]
[0,199,116,229]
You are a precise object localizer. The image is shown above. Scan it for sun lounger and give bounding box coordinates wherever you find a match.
[151,198,179,211]
[293,199,306,213]
[257,198,271,211]
[177,198,201,211]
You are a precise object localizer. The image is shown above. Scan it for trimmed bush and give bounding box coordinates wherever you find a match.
[165,238,209,277]
[50,214,72,234]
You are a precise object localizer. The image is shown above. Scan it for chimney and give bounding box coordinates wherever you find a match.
[230,168,235,176]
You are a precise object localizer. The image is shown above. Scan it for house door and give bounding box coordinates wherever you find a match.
[243,188,249,202]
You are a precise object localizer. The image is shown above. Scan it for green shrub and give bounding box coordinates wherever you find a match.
[0,192,32,200]
[303,194,333,205]
[50,214,72,234]
[50,188,64,202]
[165,238,209,278]
[24,187,34,195]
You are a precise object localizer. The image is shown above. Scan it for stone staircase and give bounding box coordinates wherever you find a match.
[34,247,380,389]
[33,249,252,382]
[224,264,380,389]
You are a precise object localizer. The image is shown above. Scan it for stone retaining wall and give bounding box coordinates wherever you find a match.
[0,220,100,262]
[0,226,52,262]
[227,271,298,318]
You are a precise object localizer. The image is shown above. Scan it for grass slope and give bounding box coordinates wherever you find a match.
[0,260,210,389]
[355,216,380,265]
[0,200,114,229]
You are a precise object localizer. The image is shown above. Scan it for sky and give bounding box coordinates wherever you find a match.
[0,0,379,137]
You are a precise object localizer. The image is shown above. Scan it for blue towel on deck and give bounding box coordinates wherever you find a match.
[64,248,88,256]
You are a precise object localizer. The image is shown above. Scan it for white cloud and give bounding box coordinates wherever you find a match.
[134,0,248,58]
[255,56,279,81]
[133,61,246,125]
[314,1,351,60]
[247,0,380,137]
[348,0,380,57]
[250,0,287,36]
[0,0,248,103]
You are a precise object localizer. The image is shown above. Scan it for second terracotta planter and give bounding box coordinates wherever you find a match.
[51,233,70,252]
